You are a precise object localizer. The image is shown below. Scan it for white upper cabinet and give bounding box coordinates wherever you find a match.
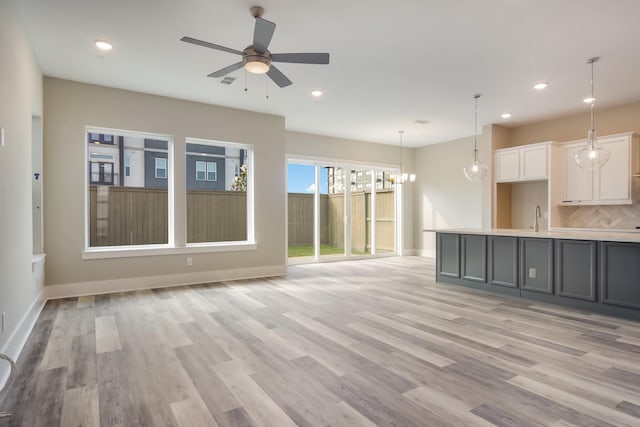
[495,143,549,182]
[561,133,639,205]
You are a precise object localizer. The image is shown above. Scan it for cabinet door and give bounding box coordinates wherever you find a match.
[437,233,460,278]
[461,234,487,282]
[594,137,630,202]
[520,238,553,294]
[555,240,597,301]
[563,144,592,202]
[521,145,547,180]
[600,241,640,309]
[488,236,518,288]
[495,150,520,182]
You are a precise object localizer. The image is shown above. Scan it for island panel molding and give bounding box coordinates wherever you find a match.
[434,229,640,320]
[487,236,519,288]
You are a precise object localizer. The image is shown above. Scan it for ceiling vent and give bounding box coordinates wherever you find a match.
[220,76,236,85]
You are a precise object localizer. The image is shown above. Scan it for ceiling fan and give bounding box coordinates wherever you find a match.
[181,6,330,88]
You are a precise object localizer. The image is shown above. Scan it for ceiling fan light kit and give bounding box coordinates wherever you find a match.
[181,6,329,88]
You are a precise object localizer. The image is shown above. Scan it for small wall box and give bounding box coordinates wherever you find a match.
[1,127,5,146]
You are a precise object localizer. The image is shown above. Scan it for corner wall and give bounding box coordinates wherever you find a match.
[43,78,286,293]
[509,100,640,146]
[413,128,491,257]
[0,0,44,375]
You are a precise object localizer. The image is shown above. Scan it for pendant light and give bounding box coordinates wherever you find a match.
[395,130,415,184]
[463,94,488,181]
[575,57,610,169]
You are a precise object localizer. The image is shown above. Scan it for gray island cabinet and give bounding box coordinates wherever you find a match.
[433,229,640,320]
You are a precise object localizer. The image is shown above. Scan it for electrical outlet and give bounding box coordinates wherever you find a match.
[529,268,537,279]
[186,257,193,266]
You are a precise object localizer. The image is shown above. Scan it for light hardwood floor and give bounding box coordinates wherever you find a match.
[2,256,640,426]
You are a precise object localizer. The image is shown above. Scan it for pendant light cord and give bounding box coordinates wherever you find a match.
[588,57,597,148]
[473,94,481,162]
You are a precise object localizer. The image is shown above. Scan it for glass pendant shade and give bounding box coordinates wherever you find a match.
[463,158,488,181]
[576,57,610,169]
[575,130,610,169]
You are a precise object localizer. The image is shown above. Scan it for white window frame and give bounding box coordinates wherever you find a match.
[83,127,257,259]
[185,137,254,247]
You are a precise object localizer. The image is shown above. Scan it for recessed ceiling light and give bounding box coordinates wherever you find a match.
[311,89,323,97]
[583,96,596,103]
[501,113,512,119]
[534,82,548,90]
[95,40,113,51]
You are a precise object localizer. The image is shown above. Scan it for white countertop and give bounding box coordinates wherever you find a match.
[423,228,640,243]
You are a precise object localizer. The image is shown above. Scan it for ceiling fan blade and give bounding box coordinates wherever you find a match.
[271,53,330,64]
[208,62,245,78]
[267,65,292,88]
[181,36,243,56]
[253,17,276,52]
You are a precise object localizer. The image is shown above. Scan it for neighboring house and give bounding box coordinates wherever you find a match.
[327,167,394,194]
[87,133,247,190]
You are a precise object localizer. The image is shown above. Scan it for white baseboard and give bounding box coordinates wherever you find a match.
[0,290,45,391]
[45,264,288,300]
[399,249,435,258]
[417,249,435,258]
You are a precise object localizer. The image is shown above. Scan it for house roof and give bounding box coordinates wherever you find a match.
[15,0,640,146]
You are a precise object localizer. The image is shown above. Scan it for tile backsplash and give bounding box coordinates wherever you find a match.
[558,179,640,230]
[559,204,640,229]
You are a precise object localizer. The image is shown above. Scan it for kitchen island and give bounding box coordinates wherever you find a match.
[430,228,640,320]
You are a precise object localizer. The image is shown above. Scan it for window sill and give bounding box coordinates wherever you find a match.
[82,241,257,260]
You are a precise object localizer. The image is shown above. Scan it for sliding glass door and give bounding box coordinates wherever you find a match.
[287,159,397,263]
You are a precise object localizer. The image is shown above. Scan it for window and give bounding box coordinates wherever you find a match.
[186,138,252,243]
[84,127,254,256]
[207,162,217,181]
[86,128,171,248]
[195,161,206,181]
[195,161,216,181]
[155,158,167,179]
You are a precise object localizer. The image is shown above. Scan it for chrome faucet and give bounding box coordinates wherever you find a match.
[531,204,541,232]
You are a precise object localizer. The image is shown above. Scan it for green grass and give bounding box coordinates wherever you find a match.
[288,244,368,257]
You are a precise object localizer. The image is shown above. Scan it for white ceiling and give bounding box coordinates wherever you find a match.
[14,0,640,147]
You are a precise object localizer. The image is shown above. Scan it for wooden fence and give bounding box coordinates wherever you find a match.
[290,190,395,253]
[89,186,246,246]
[187,190,246,243]
[89,186,394,250]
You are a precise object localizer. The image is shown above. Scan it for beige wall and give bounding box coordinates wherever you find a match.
[44,78,286,288]
[507,101,640,146]
[413,128,491,257]
[510,181,549,231]
[0,1,43,353]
